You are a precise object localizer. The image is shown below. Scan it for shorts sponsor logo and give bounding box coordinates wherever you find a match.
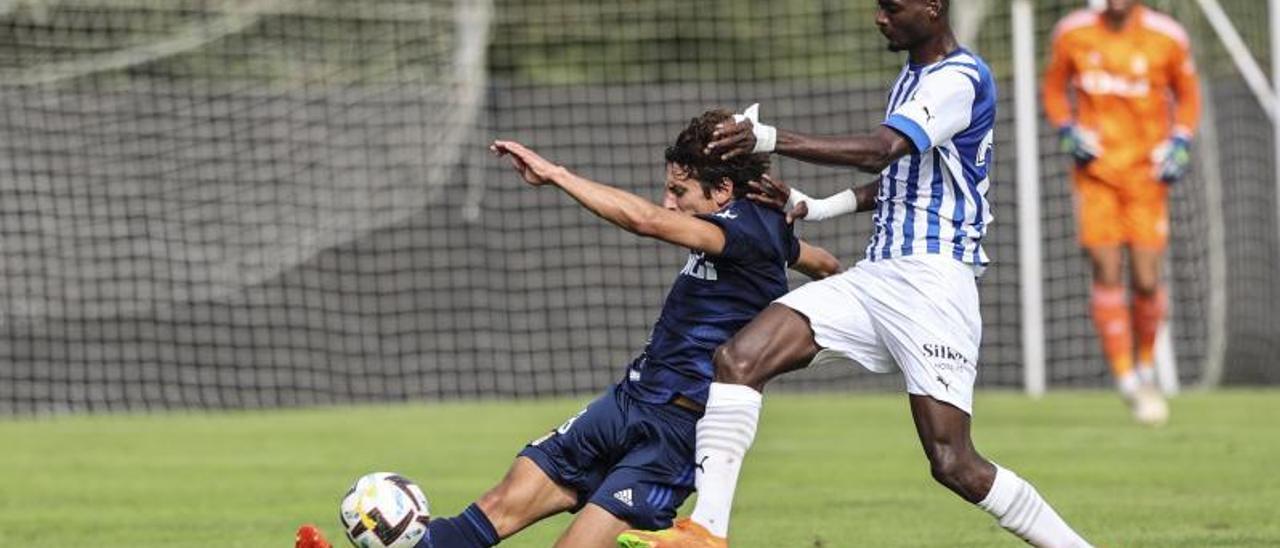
[922,343,972,371]
[922,343,969,363]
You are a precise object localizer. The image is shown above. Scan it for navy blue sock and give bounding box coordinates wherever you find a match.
[417,503,500,548]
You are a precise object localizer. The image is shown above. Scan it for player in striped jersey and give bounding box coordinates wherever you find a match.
[620,1,1091,547]
[1043,0,1199,425]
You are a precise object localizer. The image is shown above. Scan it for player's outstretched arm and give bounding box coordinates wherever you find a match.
[491,140,726,255]
[708,118,912,174]
[791,240,840,280]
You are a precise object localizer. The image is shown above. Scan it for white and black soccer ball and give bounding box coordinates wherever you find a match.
[339,472,431,548]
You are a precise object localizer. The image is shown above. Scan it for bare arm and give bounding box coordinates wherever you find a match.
[748,176,881,223]
[790,240,840,280]
[708,122,913,174]
[491,140,727,255]
[850,178,880,213]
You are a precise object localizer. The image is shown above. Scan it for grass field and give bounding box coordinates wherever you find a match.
[1,390,1277,547]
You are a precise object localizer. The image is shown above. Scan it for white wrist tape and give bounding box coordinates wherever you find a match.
[732,103,777,154]
[785,187,812,211]
[799,189,859,222]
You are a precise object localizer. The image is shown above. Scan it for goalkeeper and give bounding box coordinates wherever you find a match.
[1042,0,1200,424]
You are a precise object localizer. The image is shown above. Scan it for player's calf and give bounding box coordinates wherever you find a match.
[925,446,996,504]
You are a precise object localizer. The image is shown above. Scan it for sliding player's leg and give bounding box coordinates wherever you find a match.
[419,456,576,547]
[424,387,643,547]
[555,504,634,548]
[909,395,1092,548]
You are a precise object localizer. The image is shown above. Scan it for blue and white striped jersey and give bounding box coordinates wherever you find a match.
[870,47,996,270]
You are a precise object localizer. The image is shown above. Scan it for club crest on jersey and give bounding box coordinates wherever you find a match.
[680,252,718,281]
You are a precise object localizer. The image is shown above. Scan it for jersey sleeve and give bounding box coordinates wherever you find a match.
[1042,30,1076,129]
[883,67,978,153]
[1168,39,1201,137]
[697,205,792,265]
[696,208,756,264]
[784,229,801,267]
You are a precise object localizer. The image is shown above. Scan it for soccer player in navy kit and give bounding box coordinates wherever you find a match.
[401,110,838,548]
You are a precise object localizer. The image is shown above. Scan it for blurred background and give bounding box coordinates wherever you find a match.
[0,0,1276,415]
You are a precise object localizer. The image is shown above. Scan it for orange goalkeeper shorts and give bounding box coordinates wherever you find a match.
[1073,169,1169,250]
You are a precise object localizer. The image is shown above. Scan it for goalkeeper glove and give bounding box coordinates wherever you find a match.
[1058,125,1102,164]
[1151,134,1192,183]
[732,103,777,154]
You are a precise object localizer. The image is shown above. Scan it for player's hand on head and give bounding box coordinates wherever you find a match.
[706,118,756,160]
[707,103,778,160]
[746,174,791,211]
[786,200,809,225]
[490,140,563,186]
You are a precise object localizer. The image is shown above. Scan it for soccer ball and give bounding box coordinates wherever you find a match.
[339,472,431,548]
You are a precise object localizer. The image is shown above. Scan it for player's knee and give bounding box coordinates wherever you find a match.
[473,487,517,534]
[712,343,761,386]
[926,447,989,502]
[1131,277,1160,297]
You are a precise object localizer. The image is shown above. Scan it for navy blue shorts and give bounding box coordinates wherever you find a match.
[519,383,699,530]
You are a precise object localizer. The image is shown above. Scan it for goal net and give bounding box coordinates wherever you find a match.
[0,0,1274,413]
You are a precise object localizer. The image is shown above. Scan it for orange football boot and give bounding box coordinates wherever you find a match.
[295,524,333,548]
[617,518,728,548]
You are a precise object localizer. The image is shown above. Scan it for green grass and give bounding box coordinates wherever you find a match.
[2,390,1277,547]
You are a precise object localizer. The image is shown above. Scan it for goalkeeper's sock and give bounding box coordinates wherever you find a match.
[689,382,762,538]
[1091,284,1135,396]
[978,464,1093,548]
[1136,364,1156,386]
[1132,287,1167,370]
[418,504,499,548]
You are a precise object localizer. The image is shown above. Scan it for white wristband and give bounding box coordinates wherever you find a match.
[751,123,777,154]
[733,103,777,154]
[785,187,812,211]
[799,189,859,222]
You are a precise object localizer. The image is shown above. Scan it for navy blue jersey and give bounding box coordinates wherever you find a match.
[622,199,800,406]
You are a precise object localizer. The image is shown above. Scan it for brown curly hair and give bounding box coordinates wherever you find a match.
[664,109,771,199]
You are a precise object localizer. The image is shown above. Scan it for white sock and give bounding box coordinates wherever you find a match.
[978,464,1092,548]
[1116,371,1140,398]
[689,382,762,538]
[1135,364,1156,386]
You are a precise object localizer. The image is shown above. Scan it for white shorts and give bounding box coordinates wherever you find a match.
[777,255,982,414]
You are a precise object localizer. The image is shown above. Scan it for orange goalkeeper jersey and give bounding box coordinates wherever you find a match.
[1043,6,1201,185]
